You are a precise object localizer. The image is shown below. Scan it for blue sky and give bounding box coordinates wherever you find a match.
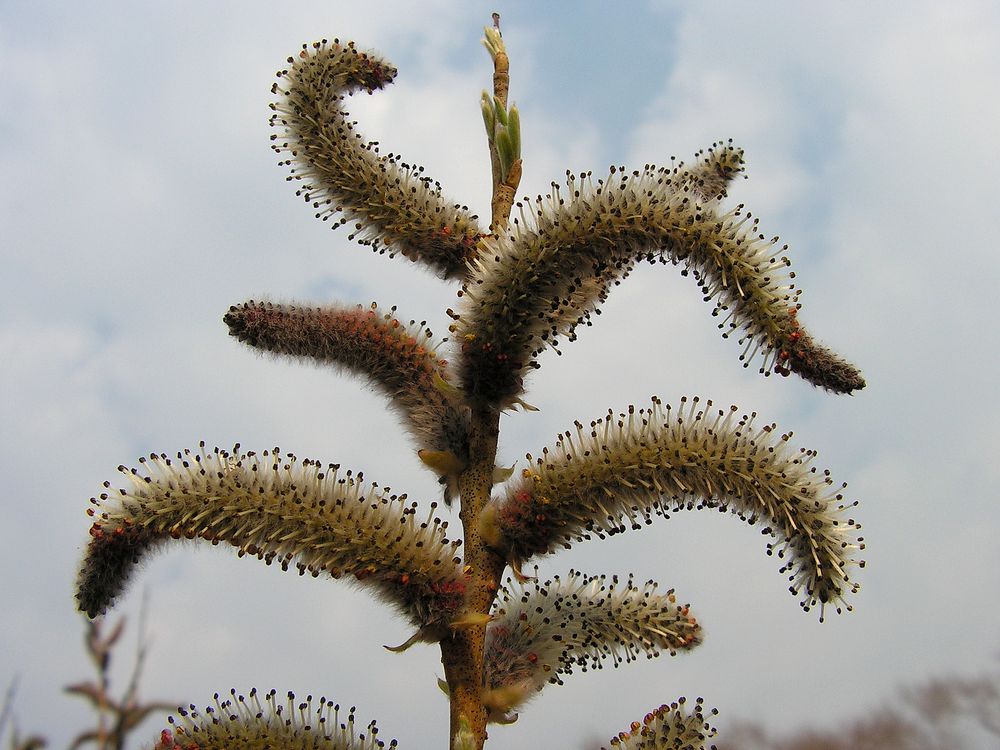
[3,1,999,747]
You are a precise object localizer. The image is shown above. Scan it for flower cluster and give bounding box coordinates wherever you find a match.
[224,301,469,479]
[483,397,863,618]
[155,690,396,750]
[454,157,864,405]
[270,40,483,279]
[77,446,464,634]
[480,571,701,721]
[604,698,718,750]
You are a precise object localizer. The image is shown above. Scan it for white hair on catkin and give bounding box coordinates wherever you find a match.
[270,40,483,280]
[487,397,864,621]
[455,157,864,405]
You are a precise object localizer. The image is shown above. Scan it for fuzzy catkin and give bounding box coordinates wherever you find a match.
[488,397,863,619]
[157,690,396,750]
[604,698,718,750]
[482,571,700,715]
[683,141,746,204]
[224,301,469,466]
[455,158,864,405]
[77,446,464,631]
[270,40,483,279]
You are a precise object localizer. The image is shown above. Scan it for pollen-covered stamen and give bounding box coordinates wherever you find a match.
[270,39,483,279]
[681,140,746,204]
[76,446,464,633]
[158,689,397,749]
[603,697,718,750]
[454,159,863,405]
[224,300,469,471]
[481,570,701,718]
[486,397,864,619]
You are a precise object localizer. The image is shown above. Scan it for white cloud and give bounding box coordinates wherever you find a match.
[3,1,999,747]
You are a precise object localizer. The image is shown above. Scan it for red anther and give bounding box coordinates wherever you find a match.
[515,490,532,503]
[631,721,641,732]
[441,225,452,236]
[535,514,546,522]
[159,729,173,747]
[519,612,528,621]
[778,351,789,360]
[789,331,802,341]
[527,652,537,663]
[113,526,125,536]
[400,573,410,585]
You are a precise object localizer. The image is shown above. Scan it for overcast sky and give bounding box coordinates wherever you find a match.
[3,1,999,747]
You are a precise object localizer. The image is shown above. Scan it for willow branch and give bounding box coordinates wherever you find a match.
[440,405,505,750]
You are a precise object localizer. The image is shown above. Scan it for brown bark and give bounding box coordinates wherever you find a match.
[442,405,505,749]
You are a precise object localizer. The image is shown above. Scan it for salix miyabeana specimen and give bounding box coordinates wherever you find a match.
[76,18,865,750]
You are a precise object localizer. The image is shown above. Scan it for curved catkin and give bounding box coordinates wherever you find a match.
[487,397,864,620]
[603,698,718,750]
[270,40,483,279]
[224,301,469,467]
[683,140,746,204]
[77,446,465,632]
[156,690,397,750]
[454,158,864,405]
[481,571,700,719]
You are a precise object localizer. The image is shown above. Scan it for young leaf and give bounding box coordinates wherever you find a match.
[270,40,483,279]
[77,446,465,635]
[454,158,864,405]
[480,571,701,720]
[484,398,864,619]
[155,690,397,750]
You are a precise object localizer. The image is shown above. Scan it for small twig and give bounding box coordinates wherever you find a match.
[0,676,18,741]
[65,605,175,750]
